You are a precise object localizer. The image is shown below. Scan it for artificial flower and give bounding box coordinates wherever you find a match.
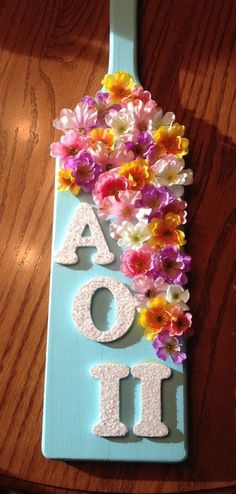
[153,246,191,284]
[131,275,169,309]
[120,248,153,278]
[151,124,189,159]
[57,168,80,196]
[92,171,129,204]
[166,285,190,310]
[126,99,157,132]
[139,296,171,339]
[50,131,90,162]
[149,109,175,131]
[135,184,171,214]
[53,102,97,133]
[70,151,101,192]
[170,308,192,336]
[125,131,154,157]
[117,221,151,249]
[83,91,121,127]
[98,190,140,221]
[102,71,136,102]
[148,213,186,248]
[119,157,153,190]
[105,108,132,136]
[88,141,134,170]
[89,127,116,147]
[153,330,187,364]
[151,154,193,187]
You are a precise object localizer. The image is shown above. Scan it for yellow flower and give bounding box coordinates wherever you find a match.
[119,157,153,190]
[152,123,189,158]
[57,169,80,196]
[148,213,186,249]
[89,127,115,147]
[101,71,136,102]
[139,296,171,339]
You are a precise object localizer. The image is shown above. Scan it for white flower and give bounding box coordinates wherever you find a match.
[109,221,130,240]
[151,154,193,189]
[136,207,152,223]
[166,285,190,310]
[149,109,175,131]
[105,109,132,136]
[117,221,151,249]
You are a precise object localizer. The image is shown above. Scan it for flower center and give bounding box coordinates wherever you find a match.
[165,343,176,353]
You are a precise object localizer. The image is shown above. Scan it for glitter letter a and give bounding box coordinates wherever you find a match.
[55,203,115,265]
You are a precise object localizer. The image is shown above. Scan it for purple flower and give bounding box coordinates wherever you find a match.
[153,330,187,364]
[68,151,101,192]
[125,131,154,158]
[153,246,191,285]
[82,92,121,127]
[135,184,174,219]
[161,197,187,224]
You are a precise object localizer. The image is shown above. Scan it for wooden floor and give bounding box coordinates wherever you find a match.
[0,0,235,492]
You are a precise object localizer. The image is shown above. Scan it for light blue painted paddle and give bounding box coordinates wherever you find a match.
[108,0,139,82]
[42,0,188,461]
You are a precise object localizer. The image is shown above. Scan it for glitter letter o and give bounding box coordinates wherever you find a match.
[72,277,136,342]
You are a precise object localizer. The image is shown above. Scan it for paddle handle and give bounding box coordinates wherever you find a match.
[108,0,139,82]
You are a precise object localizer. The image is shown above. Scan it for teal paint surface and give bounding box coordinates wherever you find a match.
[42,189,187,461]
[42,0,188,462]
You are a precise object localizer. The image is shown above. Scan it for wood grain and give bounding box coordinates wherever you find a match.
[0,0,235,492]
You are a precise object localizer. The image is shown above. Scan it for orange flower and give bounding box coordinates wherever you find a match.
[57,169,80,196]
[152,123,189,159]
[89,128,115,147]
[119,158,153,190]
[101,71,136,103]
[148,213,186,249]
[139,296,171,340]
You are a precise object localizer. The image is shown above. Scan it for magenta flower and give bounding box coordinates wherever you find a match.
[153,246,191,285]
[92,171,129,204]
[125,131,154,158]
[135,185,172,218]
[69,151,101,192]
[153,330,187,364]
[50,131,90,163]
[120,248,153,278]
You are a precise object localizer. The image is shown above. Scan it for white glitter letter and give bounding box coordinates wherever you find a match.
[72,277,135,342]
[132,363,171,437]
[55,203,114,265]
[91,363,129,436]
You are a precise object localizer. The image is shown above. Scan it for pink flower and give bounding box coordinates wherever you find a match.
[120,249,153,278]
[50,131,90,162]
[89,142,134,170]
[126,100,157,132]
[131,275,169,309]
[97,190,140,221]
[53,102,97,133]
[92,172,129,204]
[170,308,192,336]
